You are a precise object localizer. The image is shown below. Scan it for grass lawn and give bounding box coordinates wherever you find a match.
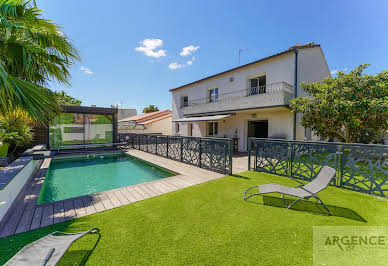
[1,171,388,265]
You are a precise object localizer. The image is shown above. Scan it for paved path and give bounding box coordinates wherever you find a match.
[0,150,224,238]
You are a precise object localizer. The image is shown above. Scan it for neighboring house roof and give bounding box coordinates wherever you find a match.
[118,110,171,123]
[169,42,321,92]
[138,113,172,125]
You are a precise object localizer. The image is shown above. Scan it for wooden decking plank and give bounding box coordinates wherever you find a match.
[0,202,26,237]
[63,200,76,221]
[98,193,114,210]
[89,195,105,212]
[40,204,54,227]
[143,184,163,196]
[113,190,130,205]
[164,179,186,189]
[150,183,169,194]
[82,197,97,215]
[165,178,188,189]
[119,188,137,203]
[126,187,143,201]
[172,176,194,187]
[175,176,196,186]
[105,191,122,207]
[73,199,87,217]
[139,185,158,197]
[159,180,178,191]
[29,206,44,230]
[134,186,151,199]
[15,208,34,234]
[53,202,65,224]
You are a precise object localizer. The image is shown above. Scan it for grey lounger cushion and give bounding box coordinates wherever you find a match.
[5,228,99,266]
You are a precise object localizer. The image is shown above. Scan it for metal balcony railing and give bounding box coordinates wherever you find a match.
[181,82,293,108]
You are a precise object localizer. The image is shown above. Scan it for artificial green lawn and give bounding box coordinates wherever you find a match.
[1,171,388,265]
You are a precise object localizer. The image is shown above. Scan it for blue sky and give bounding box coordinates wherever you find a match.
[37,0,388,112]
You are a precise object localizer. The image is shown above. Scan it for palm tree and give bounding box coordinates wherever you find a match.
[0,0,80,122]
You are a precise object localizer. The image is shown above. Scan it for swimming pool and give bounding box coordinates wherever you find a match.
[38,153,176,204]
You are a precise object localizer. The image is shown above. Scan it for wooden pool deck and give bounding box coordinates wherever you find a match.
[0,150,225,238]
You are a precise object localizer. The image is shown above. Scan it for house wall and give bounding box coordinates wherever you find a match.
[175,107,293,151]
[120,117,172,135]
[171,46,331,143]
[171,53,295,120]
[296,47,331,140]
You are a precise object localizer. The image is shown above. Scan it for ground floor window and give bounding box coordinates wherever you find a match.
[207,122,218,136]
[188,123,193,136]
[175,123,180,133]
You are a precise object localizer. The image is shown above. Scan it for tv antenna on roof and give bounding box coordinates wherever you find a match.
[238,48,248,66]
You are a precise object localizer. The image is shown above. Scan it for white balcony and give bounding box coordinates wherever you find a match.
[182,82,293,116]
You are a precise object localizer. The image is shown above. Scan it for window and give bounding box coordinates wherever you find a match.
[304,127,312,140]
[175,123,180,133]
[181,96,188,108]
[207,122,218,136]
[249,75,266,95]
[188,123,193,136]
[208,88,218,103]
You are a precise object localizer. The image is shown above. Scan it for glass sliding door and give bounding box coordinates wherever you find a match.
[84,114,113,144]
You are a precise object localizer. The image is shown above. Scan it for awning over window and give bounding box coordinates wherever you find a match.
[173,114,231,122]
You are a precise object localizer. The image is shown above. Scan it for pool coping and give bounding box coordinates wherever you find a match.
[0,149,224,238]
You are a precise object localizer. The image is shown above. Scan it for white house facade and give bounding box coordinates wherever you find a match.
[170,43,331,152]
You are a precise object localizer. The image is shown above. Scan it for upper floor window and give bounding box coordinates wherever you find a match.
[208,88,218,103]
[207,122,218,136]
[249,75,266,95]
[181,96,188,108]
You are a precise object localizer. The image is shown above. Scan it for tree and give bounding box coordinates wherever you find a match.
[290,64,388,143]
[143,105,159,113]
[0,0,80,122]
[53,90,82,105]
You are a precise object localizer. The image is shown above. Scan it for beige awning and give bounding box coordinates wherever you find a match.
[173,114,231,122]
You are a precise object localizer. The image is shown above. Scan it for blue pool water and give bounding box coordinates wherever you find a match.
[38,153,175,204]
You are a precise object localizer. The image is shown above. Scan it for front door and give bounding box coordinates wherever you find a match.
[248,120,268,138]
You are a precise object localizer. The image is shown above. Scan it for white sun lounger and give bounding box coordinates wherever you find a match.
[5,228,99,266]
[243,166,336,215]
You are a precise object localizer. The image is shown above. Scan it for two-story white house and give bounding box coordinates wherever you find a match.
[170,42,331,152]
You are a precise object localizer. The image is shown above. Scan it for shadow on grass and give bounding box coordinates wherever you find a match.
[231,174,251,180]
[58,231,101,266]
[246,195,367,222]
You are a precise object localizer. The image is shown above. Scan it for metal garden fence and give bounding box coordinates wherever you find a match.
[118,133,233,174]
[248,138,388,198]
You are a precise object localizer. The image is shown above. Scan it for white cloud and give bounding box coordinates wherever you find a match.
[135,38,166,58]
[169,56,196,70]
[80,66,93,75]
[331,67,347,75]
[168,62,185,70]
[180,45,199,56]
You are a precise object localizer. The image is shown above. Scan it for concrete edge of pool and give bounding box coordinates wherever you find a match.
[0,149,224,238]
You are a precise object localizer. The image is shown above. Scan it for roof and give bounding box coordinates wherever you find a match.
[169,42,320,92]
[139,113,172,125]
[172,114,231,122]
[118,110,171,123]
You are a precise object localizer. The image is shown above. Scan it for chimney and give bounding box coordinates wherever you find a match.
[91,105,96,107]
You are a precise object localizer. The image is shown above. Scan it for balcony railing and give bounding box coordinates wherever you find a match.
[182,82,293,108]
[181,82,293,115]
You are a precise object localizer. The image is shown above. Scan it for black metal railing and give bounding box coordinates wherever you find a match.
[183,82,293,108]
[248,138,388,198]
[118,133,233,174]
